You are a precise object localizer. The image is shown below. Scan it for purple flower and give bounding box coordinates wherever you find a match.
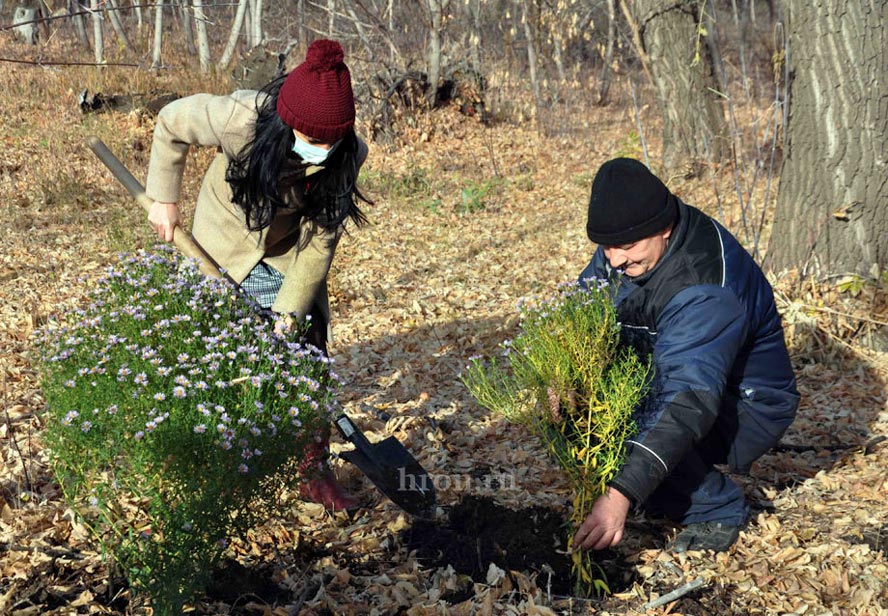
[81,421,93,433]
[194,424,207,434]
[153,392,166,402]
[238,464,249,474]
[173,386,187,399]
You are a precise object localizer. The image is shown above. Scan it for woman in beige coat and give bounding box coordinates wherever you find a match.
[145,39,368,511]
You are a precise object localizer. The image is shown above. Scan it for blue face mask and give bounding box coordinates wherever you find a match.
[291,135,340,165]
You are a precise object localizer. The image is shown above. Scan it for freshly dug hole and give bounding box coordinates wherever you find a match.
[400,495,637,597]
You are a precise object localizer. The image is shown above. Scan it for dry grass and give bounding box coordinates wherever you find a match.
[1,34,886,616]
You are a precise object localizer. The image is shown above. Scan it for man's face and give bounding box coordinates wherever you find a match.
[602,226,672,277]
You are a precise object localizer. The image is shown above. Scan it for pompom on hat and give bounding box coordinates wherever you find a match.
[276,39,355,142]
[585,158,678,245]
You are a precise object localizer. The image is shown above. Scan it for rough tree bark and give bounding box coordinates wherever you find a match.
[766,0,887,279]
[632,0,727,174]
[468,0,481,70]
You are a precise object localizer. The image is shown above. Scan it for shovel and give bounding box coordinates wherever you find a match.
[334,415,436,516]
[87,136,437,517]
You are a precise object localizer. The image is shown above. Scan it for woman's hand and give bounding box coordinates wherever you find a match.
[148,201,180,242]
[273,314,295,337]
[572,487,631,551]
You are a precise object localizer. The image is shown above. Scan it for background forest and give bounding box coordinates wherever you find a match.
[1,0,886,614]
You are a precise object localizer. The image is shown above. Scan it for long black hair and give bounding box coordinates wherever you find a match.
[226,75,369,232]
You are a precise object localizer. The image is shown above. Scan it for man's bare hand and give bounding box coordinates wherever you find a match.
[572,487,631,551]
[148,201,180,242]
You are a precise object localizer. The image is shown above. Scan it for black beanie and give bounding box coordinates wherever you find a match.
[585,158,678,245]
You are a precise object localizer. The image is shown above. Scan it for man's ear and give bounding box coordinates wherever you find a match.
[662,223,674,240]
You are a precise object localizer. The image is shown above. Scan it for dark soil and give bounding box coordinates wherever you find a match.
[203,560,292,606]
[400,494,638,598]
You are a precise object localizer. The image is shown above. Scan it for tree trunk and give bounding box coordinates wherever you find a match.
[218,0,248,71]
[252,0,263,47]
[766,0,887,279]
[180,0,196,55]
[69,1,90,48]
[633,0,727,173]
[520,0,541,121]
[468,0,481,70]
[90,0,103,63]
[106,0,135,54]
[151,0,163,68]
[243,0,252,48]
[193,0,211,72]
[426,0,443,108]
[551,33,566,82]
[298,0,307,53]
[597,0,616,105]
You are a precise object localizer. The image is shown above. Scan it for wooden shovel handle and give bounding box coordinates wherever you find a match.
[87,136,226,281]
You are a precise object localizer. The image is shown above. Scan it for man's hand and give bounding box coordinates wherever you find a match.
[148,201,180,242]
[572,486,631,551]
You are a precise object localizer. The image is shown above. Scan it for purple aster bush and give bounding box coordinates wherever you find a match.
[36,246,334,615]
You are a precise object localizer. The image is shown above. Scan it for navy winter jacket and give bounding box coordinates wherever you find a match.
[578,201,799,506]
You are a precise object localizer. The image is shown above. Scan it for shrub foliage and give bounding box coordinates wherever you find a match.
[462,280,652,595]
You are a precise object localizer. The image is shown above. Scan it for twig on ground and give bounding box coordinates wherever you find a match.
[642,576,705,610]
[4,405,33,494]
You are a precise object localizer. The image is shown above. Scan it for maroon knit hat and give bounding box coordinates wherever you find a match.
[276,39,355,142]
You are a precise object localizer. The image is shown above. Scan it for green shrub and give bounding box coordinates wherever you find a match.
[462,280,651,596]
[35,247,332,615]
[457,178,502,214]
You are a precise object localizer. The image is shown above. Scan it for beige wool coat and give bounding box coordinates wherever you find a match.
[145,89,367,329]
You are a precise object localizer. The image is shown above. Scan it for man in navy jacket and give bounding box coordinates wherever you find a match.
[572,158,799,553]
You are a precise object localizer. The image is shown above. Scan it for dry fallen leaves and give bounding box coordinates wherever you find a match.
[1,37,887,616]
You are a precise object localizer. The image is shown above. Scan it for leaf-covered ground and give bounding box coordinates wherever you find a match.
[1,41,887,615]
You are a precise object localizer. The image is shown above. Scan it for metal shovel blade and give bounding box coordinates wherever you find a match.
[335,415,436,516]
